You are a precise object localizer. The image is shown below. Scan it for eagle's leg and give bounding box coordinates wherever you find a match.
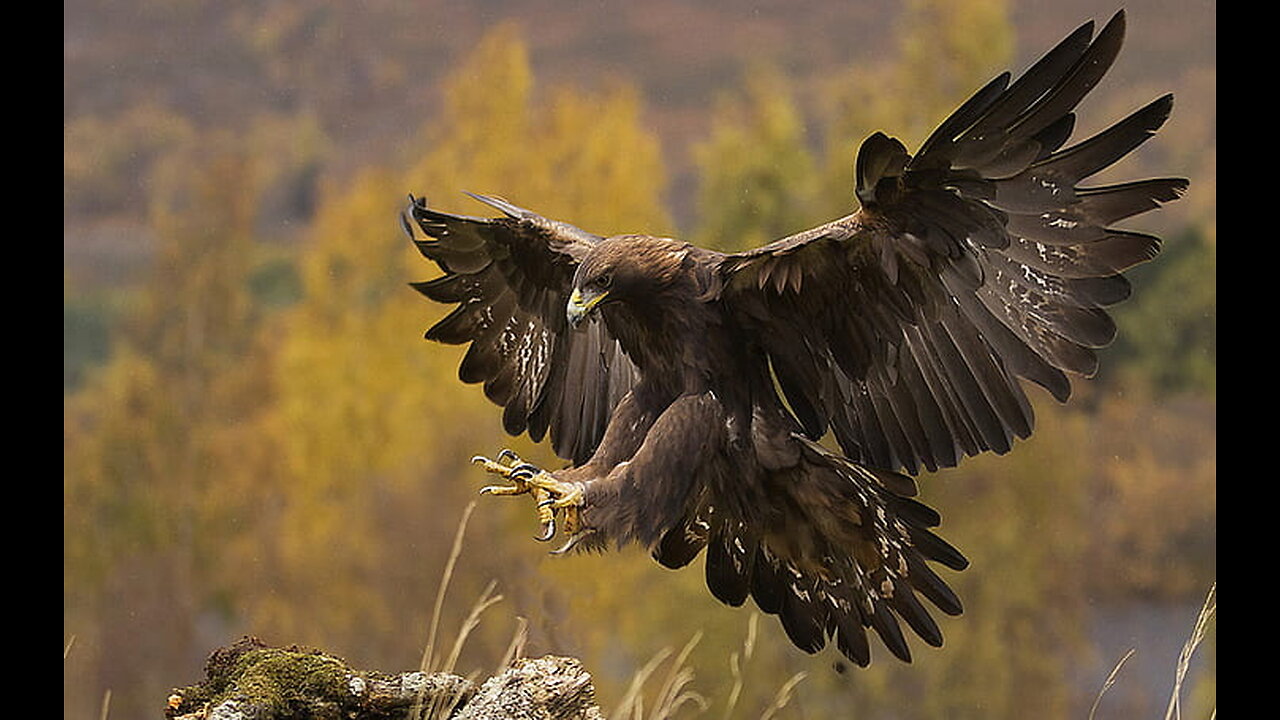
[471,450,586,544]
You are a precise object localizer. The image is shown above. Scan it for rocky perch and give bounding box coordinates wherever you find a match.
[165,637,604,720]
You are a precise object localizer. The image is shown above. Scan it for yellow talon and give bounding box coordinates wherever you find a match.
[472,452,537,495]
[533,487,556,541]
[472,450,585,544]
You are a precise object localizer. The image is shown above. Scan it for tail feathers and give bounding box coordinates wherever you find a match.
[704,519,755,607]
[654,445,967,667]
[651,512,709,570]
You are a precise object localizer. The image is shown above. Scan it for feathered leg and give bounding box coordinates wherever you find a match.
[473,392,725,555]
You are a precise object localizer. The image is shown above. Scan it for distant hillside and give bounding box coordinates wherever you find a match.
[64,0,1214,260]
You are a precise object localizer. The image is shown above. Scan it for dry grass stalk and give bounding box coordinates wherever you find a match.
[650,632,710,719]
[611,632,709,720]
[722,613,758,720]
[1088,647,1136,720]
[613,645,675,720]
[757,672,807,720]
[497,616,530,673]
[414,500,488,720]
[1164,582,1216,720]
[440,579,504,675]
[98,688,112,720]
[420,500,478,675]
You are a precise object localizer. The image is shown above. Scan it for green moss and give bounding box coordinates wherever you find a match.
[231,648,347,712]
[168,637,356,719]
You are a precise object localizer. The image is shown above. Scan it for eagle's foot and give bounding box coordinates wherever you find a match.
[471,450,586,544]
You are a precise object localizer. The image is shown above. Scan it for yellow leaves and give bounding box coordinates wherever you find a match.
[534,83,671,235]
[296,169,402,314]
[693,0,1015,255]
[408,23,669,237]
[896,0,1014,128]
[64,11,1213,720]
[1090,391,1217,599]
[236,22,681,657]
[63,103,197,217]
[278,168,492,495]
[438,22,534,159]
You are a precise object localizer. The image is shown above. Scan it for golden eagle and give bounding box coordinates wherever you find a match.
[402,11,1185,667]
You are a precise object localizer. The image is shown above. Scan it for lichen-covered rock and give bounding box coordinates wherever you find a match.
[455,656,603,720]
[165,638,603,720]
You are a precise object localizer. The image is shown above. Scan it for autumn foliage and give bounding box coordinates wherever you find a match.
[65,3,1213,718]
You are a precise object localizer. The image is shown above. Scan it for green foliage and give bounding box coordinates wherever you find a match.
[692,65,820,251]
[408,22,670,236]
[248,251,304,309]
[690,0,1015,255]
[814,0,1013,218]
[1110,229,1216,396]
[63,284,113,390]
[894,0,1014,133]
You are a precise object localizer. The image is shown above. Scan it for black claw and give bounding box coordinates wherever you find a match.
[549,530,592,555]
[534,516,556,542]
[510,462,541,480]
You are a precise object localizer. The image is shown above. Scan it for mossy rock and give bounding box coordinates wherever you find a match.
[165,637,601,720]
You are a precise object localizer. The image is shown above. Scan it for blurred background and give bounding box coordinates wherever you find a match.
[64,0,1215,718]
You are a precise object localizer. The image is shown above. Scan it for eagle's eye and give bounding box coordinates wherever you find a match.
[593,273,613,290]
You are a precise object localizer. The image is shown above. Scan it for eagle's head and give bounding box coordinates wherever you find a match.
[567,235,691,329]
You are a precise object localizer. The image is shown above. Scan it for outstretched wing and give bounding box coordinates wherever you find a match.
[718,10,1186,475]
[403,193,639,464]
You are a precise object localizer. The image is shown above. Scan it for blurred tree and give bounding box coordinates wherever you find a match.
[236,18,680,680]
[893,0,1014,135]
[244,168,439,650]
[531,82,670,235]
[64,144,272,720]
[245,111,332,233]
[63,103,196,220]
[406,21,671,236]
[691,64,820,252]
[137,150,257,363]
[63,4,1212,719]
[408,22,533,203]
[64,270,114,390]
[1110,228,1216,397]
[815,0,1013,217]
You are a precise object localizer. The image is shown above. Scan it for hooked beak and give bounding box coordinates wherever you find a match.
[566,287,608,329]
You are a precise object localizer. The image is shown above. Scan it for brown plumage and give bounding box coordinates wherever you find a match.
[403,10,1186,667]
